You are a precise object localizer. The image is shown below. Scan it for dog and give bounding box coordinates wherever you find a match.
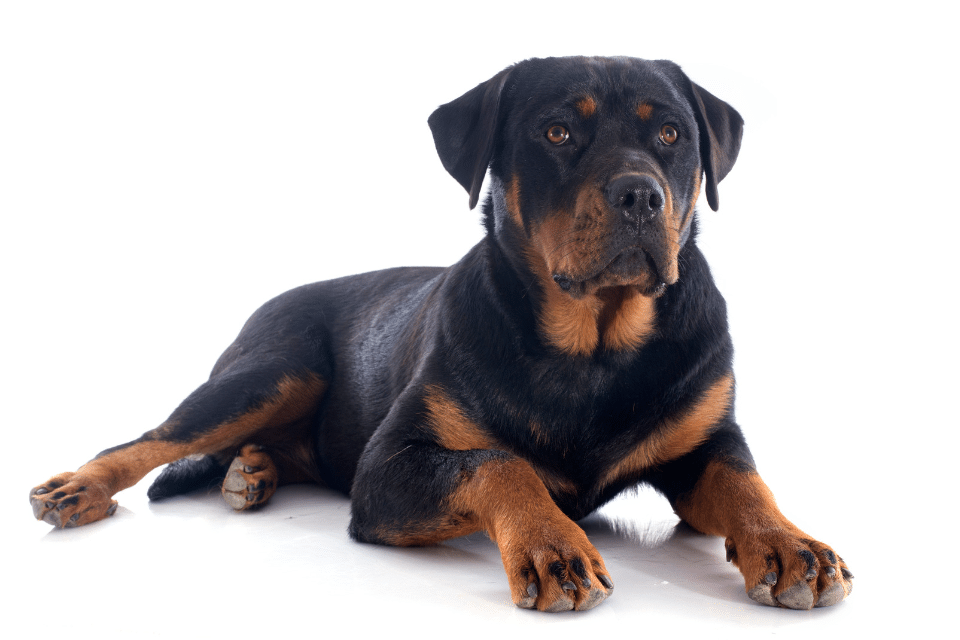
[30,56,852,612]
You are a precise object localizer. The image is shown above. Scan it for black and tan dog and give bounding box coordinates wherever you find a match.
[30,56,852,612]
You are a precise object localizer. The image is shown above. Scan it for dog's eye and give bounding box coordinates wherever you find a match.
[546,125,570,145]
[659,124,679,145]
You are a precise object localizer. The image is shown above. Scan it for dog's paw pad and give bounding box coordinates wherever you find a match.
[577,585,608,611]
[507,533,612,612]
[748,583,777,607]
[814,581,846,608]
[777,582,815,610]
[221,445,278,511]
[729,534,852,609]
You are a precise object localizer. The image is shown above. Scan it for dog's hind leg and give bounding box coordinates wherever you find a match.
[146,455,230,501]
[147,444,281,510]
[30,365,326,528]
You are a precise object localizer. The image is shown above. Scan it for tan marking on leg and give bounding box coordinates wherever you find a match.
[675,462,852,608]
[91,373,325,492]
[375,514,483,547]
[534,466,579,497]
[450,458,611,611]
[426,387,577,496]
[599,373,734,489]
[31,373,326,527]
[677,462,785,538]
[387,394,580,550]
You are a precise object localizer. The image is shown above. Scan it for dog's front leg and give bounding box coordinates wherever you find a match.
[349,435,613,612]
[650,434,853,609]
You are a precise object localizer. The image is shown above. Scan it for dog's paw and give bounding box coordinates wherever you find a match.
[221,444,278,511]
[501,520,613,612]
[725,532,852,609]
[30,472,118,528]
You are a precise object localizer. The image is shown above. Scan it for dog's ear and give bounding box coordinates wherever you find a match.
[688,81,743,211]
[428,67,512,209]
[656,61,744,211]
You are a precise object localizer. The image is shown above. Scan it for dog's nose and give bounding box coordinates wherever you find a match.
[605,174,665,224]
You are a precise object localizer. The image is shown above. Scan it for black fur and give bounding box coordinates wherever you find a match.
[148,456,228,501]
[32,56,857,612]
[144,57,749,527]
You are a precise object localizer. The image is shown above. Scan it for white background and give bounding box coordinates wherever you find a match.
[3,1,956,636]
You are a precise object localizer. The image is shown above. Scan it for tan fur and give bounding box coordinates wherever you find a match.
[449,457,610,611]
[597,286,658,351]
[426,386,576,496]
[674,461,851,605]
[599,373,734,489]
[576,96,597,118]
[522,182,661,356]
[506,176,523,228]
[31,373,326,526]
[424,385,496,451]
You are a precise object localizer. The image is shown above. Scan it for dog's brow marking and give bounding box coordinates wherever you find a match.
[637,103,653,120]
[576,96,597,118]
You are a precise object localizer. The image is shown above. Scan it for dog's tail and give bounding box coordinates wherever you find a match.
[147,455,228,501]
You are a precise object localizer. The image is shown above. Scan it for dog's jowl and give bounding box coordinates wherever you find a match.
[31,57,853,612]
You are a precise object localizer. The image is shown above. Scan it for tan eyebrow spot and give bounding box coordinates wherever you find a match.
[637,103,653,120]
[576,96,597,118]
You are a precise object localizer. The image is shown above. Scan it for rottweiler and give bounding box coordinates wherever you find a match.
[30,56,853,612]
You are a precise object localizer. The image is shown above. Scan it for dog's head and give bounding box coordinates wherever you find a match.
[429,56,742,300]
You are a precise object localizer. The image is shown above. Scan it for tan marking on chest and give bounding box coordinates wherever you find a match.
[540,285,604,356]
[424,386,496,451]
[598,286,657,351]
[599,373,734,489]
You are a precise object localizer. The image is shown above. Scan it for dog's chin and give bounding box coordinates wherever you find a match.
[553,248,671,299]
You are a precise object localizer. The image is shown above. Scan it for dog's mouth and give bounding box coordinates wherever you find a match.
[553,247,669,298]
